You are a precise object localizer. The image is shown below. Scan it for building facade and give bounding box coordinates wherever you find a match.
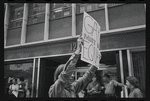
[4,3,146,98]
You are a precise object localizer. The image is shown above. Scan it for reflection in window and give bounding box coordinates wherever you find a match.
[77,3,105,14]
[80,6,85,13]
[9,4,24,28]
[28,3,45,25]
[4,62,33,98]
[51,3,72,19]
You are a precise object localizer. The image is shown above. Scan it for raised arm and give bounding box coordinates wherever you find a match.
[48,36,83,97]
[112,80,125,87]
[62,36,83,77]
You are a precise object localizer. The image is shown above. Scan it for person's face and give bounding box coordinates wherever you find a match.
[126,80,131,88]
[103,76,108,82]
[92,77,96,82]
[65,73,75,88]
[12,79,16,84]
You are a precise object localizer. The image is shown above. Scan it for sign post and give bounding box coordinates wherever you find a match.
[81,12,101,69]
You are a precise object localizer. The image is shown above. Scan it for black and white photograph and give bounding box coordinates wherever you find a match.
[4,3,146,99]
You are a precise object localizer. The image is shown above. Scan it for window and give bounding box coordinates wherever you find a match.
[51,3,72,19]
[77,3,105,14]
[28,3,45,25]
[9,4,24,28]
[4,62,33,98]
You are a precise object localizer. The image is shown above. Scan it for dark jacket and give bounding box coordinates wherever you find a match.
[48,53,97,97]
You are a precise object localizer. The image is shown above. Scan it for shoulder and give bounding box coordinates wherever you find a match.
[133,88,143,97]
[110,80,116,84]
[133,88,141,93]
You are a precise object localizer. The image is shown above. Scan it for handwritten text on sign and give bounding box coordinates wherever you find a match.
[81,12,101,68]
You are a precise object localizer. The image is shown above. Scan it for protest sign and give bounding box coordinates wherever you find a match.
[81,12,101,69]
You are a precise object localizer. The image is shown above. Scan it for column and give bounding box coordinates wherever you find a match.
[127,50,133,76]
[4,3,10,47]
[104,4,109,31]
[36,58,41,97]
[44,3,50,40]
[21,3,28,44]
[31,58,36,97]
[72,3,76,36]
[119,50,124,84]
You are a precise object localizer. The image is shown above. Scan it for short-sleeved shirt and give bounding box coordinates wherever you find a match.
[129,88,143,98]
[104,80,122,94]
[9,84,19,97]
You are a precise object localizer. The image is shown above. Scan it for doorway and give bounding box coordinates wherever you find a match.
[38,55,71,97]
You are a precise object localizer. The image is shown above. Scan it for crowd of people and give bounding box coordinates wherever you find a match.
[7,77,28,98]
[48,35,143,98]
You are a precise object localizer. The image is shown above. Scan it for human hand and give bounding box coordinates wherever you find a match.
[75,33,84,54]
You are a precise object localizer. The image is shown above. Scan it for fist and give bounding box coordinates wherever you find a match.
[77,35,84,51]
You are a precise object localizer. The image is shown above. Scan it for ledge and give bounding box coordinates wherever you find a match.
[4,25,145,50]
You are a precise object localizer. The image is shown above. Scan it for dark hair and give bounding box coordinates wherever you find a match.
[14,78,17,82]
[54,64,65,82]
[19,77,24,82]
[103,73,110,79]
[126,76,139,88]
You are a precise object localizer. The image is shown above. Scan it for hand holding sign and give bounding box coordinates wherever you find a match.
[81,12,101,69]
[75,35,84,54]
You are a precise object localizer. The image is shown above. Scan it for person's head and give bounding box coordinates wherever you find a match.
[92,76,97,82]
[19,77,24,82]
[54,64,65,82]
[102,73,111,82]
[126,76,139,89]
[12,78,17,84]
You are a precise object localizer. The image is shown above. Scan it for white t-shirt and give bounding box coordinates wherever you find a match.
[9,84,19,97]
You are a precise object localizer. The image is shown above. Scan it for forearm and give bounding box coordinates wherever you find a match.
[63,53,80,73]
[117,82,125,87]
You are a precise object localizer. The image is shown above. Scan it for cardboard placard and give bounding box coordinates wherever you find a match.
[81,12,101,68]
